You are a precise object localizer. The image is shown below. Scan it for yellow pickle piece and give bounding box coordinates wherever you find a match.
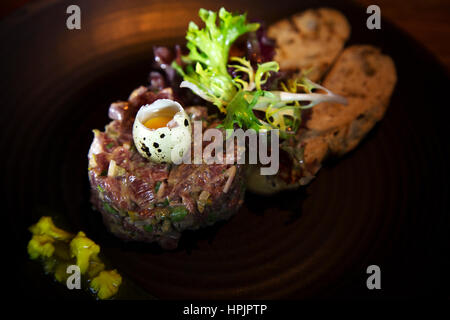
[29,216,73,241]
[27,234,55,259]
[70,231,100,274]
[90,270,123,300]
[27,216,122,299]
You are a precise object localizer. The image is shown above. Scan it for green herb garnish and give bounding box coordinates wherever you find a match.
[173,7,347,136]
[173,8,259,113]
[154,181,162,193]
[157,197,169,207]
[103,202,118,215]
[170,206,188,222]
[144,225,153,232]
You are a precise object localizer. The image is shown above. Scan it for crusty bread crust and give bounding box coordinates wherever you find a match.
[268,8,351,82]
[247,44,397,195]
[303,45,397,166]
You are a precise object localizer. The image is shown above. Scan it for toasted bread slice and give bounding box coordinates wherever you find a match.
[268,8,350,81]
[247,45,397,195]
[304,45,397,157]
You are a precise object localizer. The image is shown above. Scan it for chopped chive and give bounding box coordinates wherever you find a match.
[155,197,170,208]
[170,206,188,222]
[144,225,153,233]
[154,181,162,193]
[97,185,105,193]
[106,142,114,149]
[162,198,169,207]
[103,202,118,215]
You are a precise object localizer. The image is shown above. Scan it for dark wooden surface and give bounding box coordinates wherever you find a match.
[357,0,450,71]
[1,0,450,71]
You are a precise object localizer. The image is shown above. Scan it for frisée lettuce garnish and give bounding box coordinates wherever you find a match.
[173,8,347,136]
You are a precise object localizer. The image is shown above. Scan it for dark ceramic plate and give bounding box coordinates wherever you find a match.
[2,0,449,299]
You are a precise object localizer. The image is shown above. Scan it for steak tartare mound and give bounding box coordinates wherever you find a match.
[88,86,245,249]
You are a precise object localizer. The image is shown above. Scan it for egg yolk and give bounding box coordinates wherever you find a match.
[143,116,173,129]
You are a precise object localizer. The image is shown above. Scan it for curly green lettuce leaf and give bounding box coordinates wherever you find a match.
[229,57,279,92]
[254,61,279,90]
[174,8,347,135]
[173,8,259,113]
[228,57,255,91]
[221,90,268,132]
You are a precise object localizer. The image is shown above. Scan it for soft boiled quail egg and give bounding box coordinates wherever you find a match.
[132,99,191,164]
